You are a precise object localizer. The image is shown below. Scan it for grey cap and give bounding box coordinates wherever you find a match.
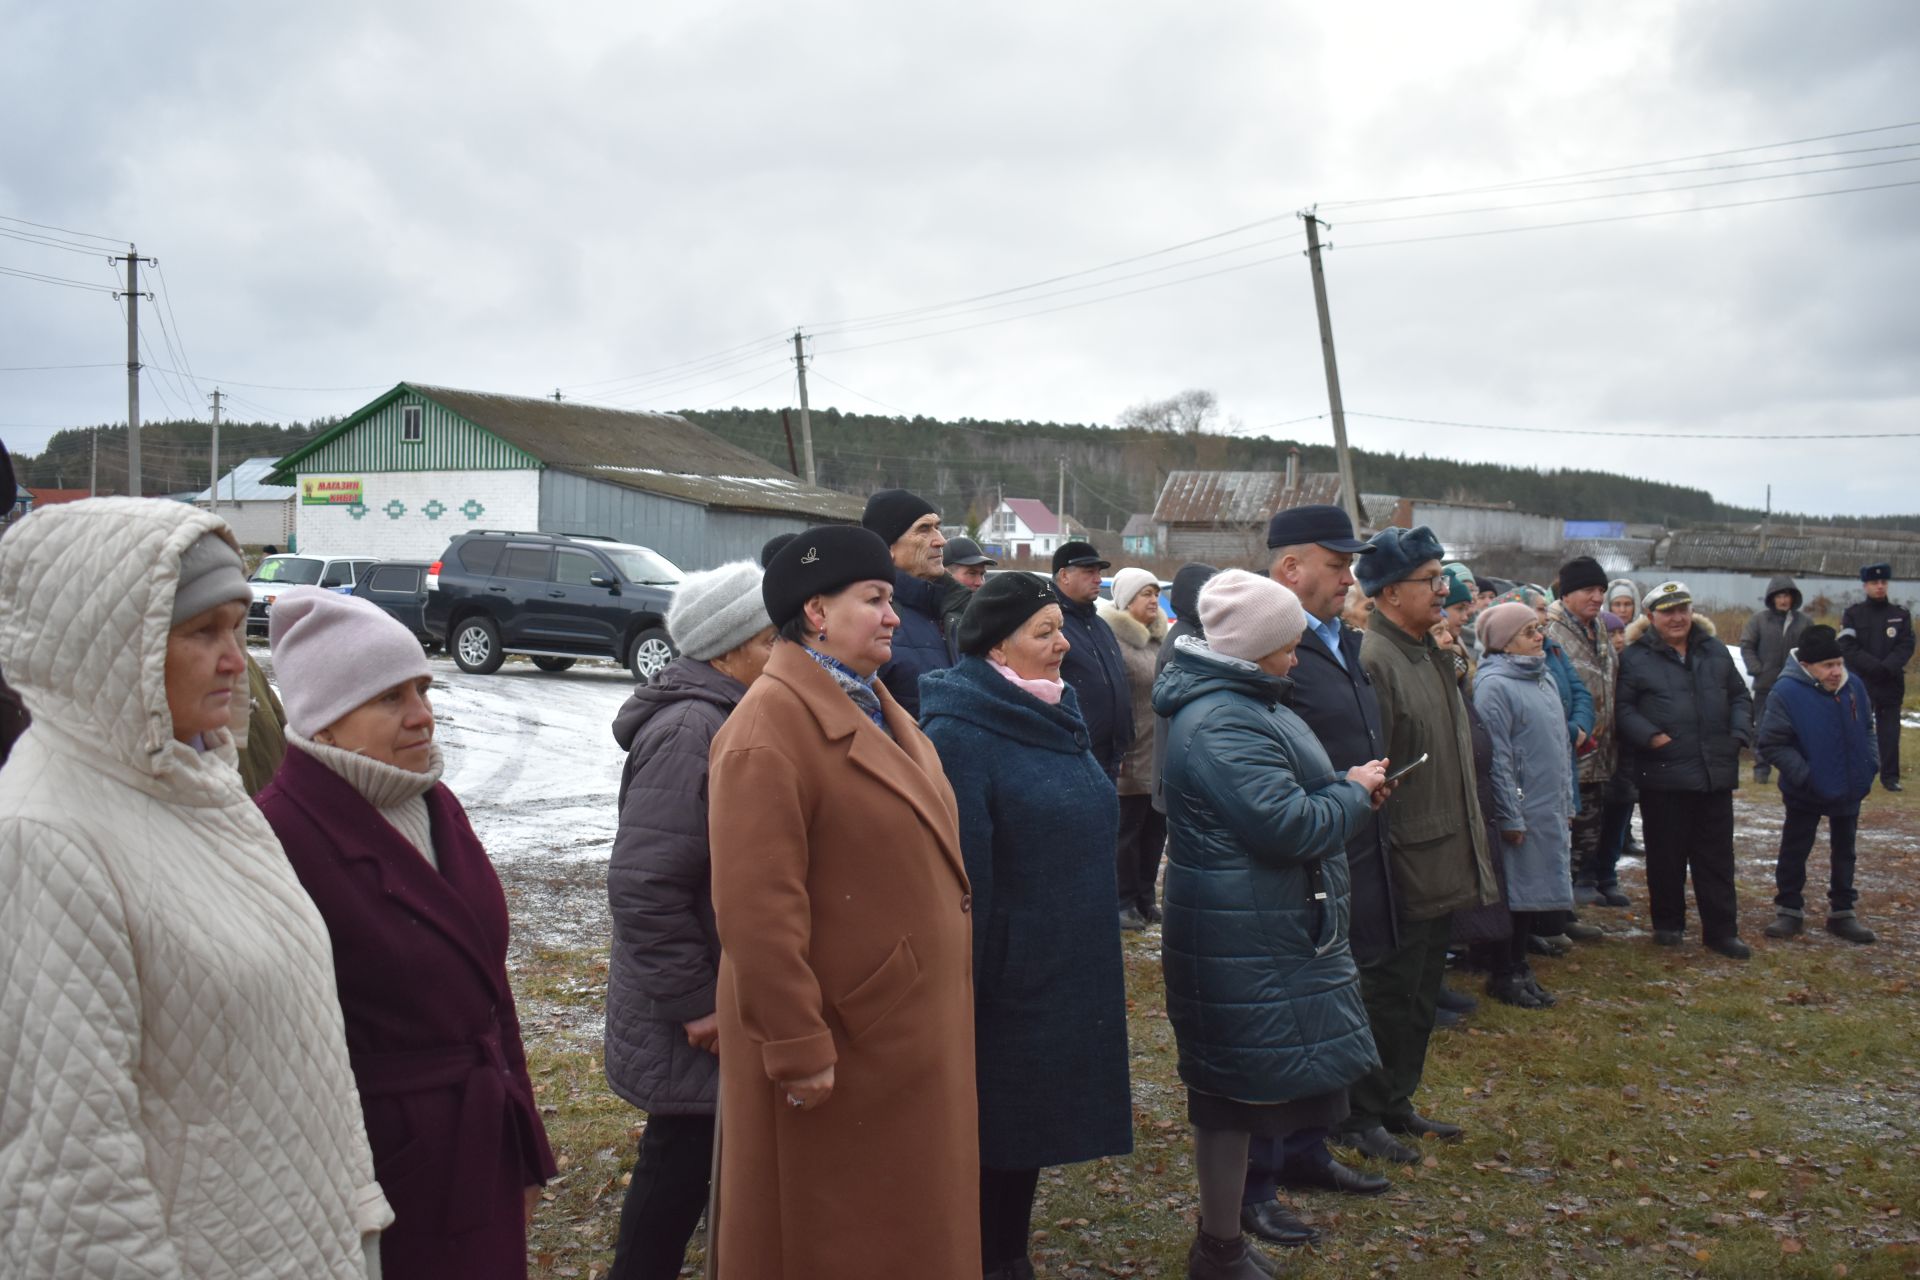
[171,530,250,625]
[942,536,997,568]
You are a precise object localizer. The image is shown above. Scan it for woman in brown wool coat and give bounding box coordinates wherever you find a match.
[705,525,980,1280]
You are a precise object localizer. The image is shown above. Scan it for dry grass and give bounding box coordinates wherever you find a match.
[517,727,1920,1279]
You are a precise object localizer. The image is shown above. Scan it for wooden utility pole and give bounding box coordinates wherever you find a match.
[792,331,817,486]
[780,409,800,476]
[209,388,223,509]
[111,245,154,497]
[1300,213,1361,529]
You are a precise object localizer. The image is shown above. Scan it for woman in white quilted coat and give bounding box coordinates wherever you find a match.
[0,497,393,1278]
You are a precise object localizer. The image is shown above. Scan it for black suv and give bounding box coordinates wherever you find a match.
[425,531,683,680]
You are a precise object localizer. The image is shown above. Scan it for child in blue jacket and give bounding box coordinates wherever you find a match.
[1755,626,1878,944]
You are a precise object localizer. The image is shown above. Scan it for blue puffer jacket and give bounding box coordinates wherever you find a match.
[1757,661,1878,815]
[1153,637,1380,1105]
[877,568,955,719]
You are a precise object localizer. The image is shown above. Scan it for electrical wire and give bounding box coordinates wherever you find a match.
[1346,411,1920,441]
[0,226,115,257]
[803,370,911,416]
[683,368,796,412]
[142,367,388,393]
[0,212,127,246]
[559,328,796,394]
[1331,178,1920,252]
[0,362,121,372]
[0,264,123,293]
[153,263,201,390]
[583,342,793,404]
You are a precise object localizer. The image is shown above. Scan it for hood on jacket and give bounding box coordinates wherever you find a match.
[1152,634,1289,718]
[1625,613,1718,647]
[1606,578,1639,621]
[1096,599,1168,649]
[0,497,250,789]
[1167,563,1219,629]
[917,655,1087,753]
[1762,574,1803,612]
[612,654,747,751]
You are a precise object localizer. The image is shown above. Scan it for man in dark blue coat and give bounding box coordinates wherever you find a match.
[866,487,959,719]
[1839,563,1914,792]
[1052,540,1133,780]
[1233,505,1396,1244]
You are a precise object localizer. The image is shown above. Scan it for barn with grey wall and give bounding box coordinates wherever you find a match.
[538,471,823,571]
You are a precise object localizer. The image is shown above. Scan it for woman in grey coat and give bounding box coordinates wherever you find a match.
[605,561,774,1280]
[1473,603,1576,1007]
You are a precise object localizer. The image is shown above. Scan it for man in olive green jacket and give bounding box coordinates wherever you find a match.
[1336,526,1498,1165]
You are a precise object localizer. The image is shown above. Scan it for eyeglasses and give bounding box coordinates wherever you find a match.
[1419,574,1449,593]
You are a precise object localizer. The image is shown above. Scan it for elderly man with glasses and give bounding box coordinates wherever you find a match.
[1332,525,1500,1166]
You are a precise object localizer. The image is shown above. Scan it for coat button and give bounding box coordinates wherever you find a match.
[960,893,973,912]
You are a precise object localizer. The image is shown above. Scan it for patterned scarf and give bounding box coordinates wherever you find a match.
[804,646,889,733]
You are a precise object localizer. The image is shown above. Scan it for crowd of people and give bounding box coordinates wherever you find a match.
[0,465,1908,1278]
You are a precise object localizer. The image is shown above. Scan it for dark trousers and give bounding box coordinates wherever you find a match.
[980,1165,1041,1268]
[1751,688,1774,778]
[1340,913,1452,1132]
[609,1112,715,1280]
[1570,782,1608,887]
[1775,805,1861,917]
[1873,693,1903,784]
[1597,797,1635,882]
[1116,793,1168,911]
[1242,1128,1329,1205]
[1491,912,1546,976]
[1640,789,1738,942]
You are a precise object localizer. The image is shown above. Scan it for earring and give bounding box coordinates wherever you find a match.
[817,628,827,643]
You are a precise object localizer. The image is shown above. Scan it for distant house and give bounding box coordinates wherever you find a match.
[5,482,30,527]
[1366,496,1563,560]
[1150,455,1341,562]
[26,487,90,509]
[984,498,1082,562]
[192,457,297,547]
[1121,513,1156,557]
[266,383,862,568]
[1635,524,1920,611]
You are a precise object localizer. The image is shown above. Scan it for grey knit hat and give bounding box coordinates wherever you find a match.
[668,560,772,660]
[171,530,250,625]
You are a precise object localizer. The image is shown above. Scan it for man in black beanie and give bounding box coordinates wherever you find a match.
[862,488,955,718]
[1547,556,1626,908]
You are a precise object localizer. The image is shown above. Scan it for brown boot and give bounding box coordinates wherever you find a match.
[1187,1228,1277,1278]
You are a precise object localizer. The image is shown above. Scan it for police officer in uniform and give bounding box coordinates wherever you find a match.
[1839,563,1914,791]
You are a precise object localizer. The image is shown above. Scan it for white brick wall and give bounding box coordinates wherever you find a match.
[293,469,541,560]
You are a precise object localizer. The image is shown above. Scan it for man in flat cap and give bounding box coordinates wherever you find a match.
[862,488,958,719]
[941,536,997,592]
[1335,524,1497,1164]
[1840,563,1913,791]
[1051,540,1133,791]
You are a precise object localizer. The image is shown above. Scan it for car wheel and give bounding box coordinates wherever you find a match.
[626,626,675,682]
[451,616,505,675]
[531,656,576,672]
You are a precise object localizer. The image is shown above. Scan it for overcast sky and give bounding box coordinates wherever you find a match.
[4,0,1916,515]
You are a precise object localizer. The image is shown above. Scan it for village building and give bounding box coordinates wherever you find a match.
[266,383,862,568]
[982,497,1086,562]
[1149,453,1341,563]
[190,457,297,548]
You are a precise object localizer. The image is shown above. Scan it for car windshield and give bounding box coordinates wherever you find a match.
[603,546,683,585]
[249,557,323,585]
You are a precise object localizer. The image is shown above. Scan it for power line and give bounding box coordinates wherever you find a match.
[589,343,793,406]
[683,368,796,412]
[152,263,200,389]
[142,367,387,393]
[0,212,127,246]
[558,329,795,394]
[0,263,122,293]
[1331,178,1920,252]
[804,370,911,415]
[1347,411,1920,440]
[0,226,116,257]
[1319,119,1920,210]
[0,362,121,372]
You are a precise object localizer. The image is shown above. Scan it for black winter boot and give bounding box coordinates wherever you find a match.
[1763,912,1802,939]
[1187,1229,1276,1279]
[1826,915,1876,944]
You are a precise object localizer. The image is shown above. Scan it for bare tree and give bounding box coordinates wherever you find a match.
[1117,388,1220,435]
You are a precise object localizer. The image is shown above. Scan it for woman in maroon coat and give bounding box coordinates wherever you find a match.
[256,587,557,1278]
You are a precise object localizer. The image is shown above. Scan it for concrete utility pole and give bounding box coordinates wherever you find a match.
[111,245,155,497]
[208,388,223,509]
[1300,213,1362,530]
[1057,457,1067,535]
[792,330,817,486]
[552,388,563,403]
[89,426,98,497]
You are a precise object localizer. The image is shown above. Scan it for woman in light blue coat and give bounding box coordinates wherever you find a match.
[1473,602,1575,1008]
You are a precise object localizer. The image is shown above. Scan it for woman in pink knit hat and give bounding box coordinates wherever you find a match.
[256,586,557,1279]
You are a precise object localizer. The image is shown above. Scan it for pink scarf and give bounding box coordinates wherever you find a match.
[991,659,1065,705]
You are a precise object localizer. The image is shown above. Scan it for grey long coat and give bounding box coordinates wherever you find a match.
[1474,654,1575,912]
[605,656,747,1115]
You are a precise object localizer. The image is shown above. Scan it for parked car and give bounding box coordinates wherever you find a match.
[423,530,683,680]
[351,560,437,649]
[246,553,378,637]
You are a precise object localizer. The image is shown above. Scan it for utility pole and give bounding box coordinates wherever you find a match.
[89,427,98,497]
[111,245,155,497]
[1300,212,1361,530]
[552,388,563,403]
[792,330,816,486]
[209,388,223,509]
[780,408,800,476]
[1057,457,1067,536]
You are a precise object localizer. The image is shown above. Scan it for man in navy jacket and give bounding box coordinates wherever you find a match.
[1052,540,1133,780]
[866,488,959,719]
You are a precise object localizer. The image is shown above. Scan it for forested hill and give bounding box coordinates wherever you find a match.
[683,406,1861,531]
[14,421,334,495]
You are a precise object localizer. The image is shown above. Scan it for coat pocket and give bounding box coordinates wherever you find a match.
[833,936,922,1043]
